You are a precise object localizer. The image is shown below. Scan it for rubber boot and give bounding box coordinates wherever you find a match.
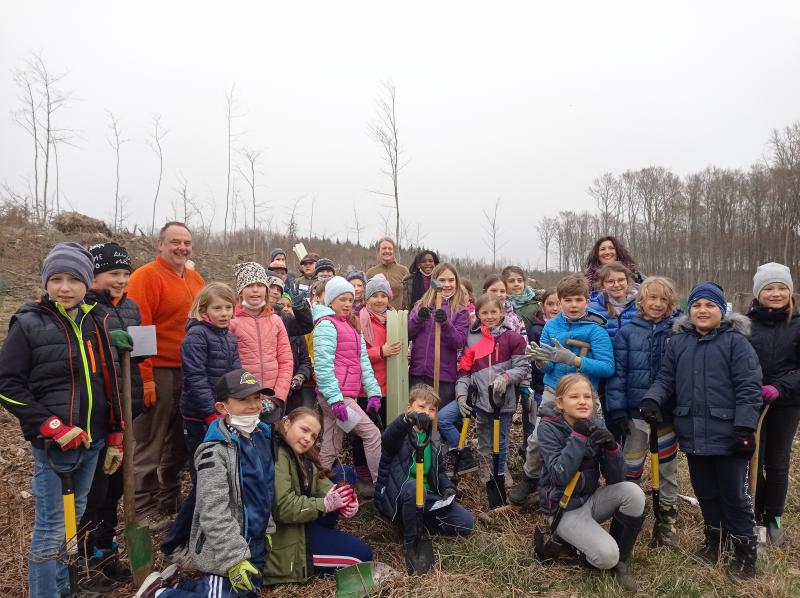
[608,511,645,593]
[508,474,538,506]
[765,515,785,547]
[726,535,757,581]
[695,526,726,564]
[652,504,679,547]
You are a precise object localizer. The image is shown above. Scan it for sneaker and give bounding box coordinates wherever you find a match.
[508,475,538,506]
[134,565,179,598]
[765,516,785,547]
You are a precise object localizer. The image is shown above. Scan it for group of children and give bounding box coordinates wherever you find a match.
[0,234,797,597]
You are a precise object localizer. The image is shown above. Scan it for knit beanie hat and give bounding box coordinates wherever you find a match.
[87,242,132,275]
[270,248,286,262]
[346,270,366,285]
[42,242,94,289]
[233,262,269,294]
[365,274,392,300]
[753,262,794,298]
[266,275,285,291]
[324,276,355,306]
[688,281,727,315]
[315,258,336,275]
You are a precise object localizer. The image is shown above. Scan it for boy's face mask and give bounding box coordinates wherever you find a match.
[228,414,260,434]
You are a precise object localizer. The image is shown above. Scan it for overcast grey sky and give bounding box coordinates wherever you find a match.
[2,1,799,267]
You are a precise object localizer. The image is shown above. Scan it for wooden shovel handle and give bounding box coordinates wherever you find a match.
[433,292,443,394]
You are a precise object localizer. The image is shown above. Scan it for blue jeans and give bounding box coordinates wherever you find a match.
[29,441,103,598]
[437,399,463,448]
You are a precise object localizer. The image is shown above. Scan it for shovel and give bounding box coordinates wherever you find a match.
[485,385,507,509]
[405,420,434,575]
[748,403,770,505]
[452,386,475,484]
[120,351,154,585]
[533,471,581,562]
[431,280,443,395]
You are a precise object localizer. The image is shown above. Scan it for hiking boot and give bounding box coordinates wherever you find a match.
[609,510,645,593]
[765,515,785,547]
[652,504,679,547]
[355,479,375,500]
[694,525,726,564]
[508,474,538,506]
[76,567,120,594]
[726,535,757,581]
[91,548,131,584]
[455,448,478,475]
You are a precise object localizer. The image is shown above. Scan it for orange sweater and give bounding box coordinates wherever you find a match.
[127,256,205,383]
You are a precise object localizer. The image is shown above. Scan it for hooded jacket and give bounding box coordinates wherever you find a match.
[605,313,677,422]
[589,287,639,340]
[408,299,470,383]
[747,303,800,409]
[0,297,122,446]
[229,304,293,400]
[312,304,381,404]
[454,320,529,413]
[538,414,624,516]
[179,320,241,421]
[644,313,762,456]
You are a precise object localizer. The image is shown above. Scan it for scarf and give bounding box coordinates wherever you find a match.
[360,306,388,346]
[508,285,536,309]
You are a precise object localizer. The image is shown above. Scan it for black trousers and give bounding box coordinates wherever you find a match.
[79,449,124,553]
[754,405,800,519]
[686,453,755,539]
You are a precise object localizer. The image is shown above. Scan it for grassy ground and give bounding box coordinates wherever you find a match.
[0,408,797,598]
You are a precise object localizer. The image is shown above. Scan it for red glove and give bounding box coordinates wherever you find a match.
[40,416,90,451]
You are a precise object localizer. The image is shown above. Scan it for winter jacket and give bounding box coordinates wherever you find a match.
[503,301,527,338]
[265,436,333,585]
[229,304,293,400]
[644,313,762,456]
[189,419,274,576]
[539,310,615,392]
[0,297,122,446]
[528,313,546,393]
[401,271,431,311]
[605,314,677,423]
[179,320,241,421]
[277,302,314,337]
[538,415,624,516]
[85,289,145,418]
[312,304,381,405]
[454,320,529,413]
[289,335,313,383]
[589,288,639,340]
[364,311,389,396]
[366,262,410,310]
[747,303,800,409]
[375,414,454,521]
[408,299,470,384]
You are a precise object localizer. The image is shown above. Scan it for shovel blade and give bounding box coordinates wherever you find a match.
[405,538,435,575]
[533,527,577,563]
[486,477,507,509]
[124,521,154,586]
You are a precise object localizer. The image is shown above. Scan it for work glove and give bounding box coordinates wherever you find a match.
[572,418,595,437]
[108,329,133,351]
[366,396,382,414]
[418,306,432,321]
[731,426,756,458]
[519,385,532,413]
[323,485,350,512]
[331,401,349,421]
[103,432,124,475]
[227,559,260,593]
[549,339,576,365]
[40,416,90,451]
[434,309,448,324]
[525,341,553,366]
[589,427,617,451]
[761,385,779,405]
[457,395,472,418]
[290,374,305,391]
[639,399,663,424]
[284,280,306,309]
[404,411,432,432]
[143,380,157,407]
[492,374,508,396]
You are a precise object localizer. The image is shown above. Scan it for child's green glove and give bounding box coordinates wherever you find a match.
[228,559,259,592]
[108,329,133,351]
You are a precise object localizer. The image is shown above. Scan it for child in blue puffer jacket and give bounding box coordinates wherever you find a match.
[606,277,680,546]
[641,281,762,581]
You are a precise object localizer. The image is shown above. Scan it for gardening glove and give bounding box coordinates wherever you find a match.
[418,306,432,320]
[731,426,756,458]
[549,339,577,365]
[331,401,349,421]
[108,329,133,351]
[227,559,259,593]
[457,395,472,418]
[405,411,432,432]
[434,309,448,324]
[761,385,779,405]
[290,374,305,391]
[519,385,532,413]
[103,432,124,474]
[323,485,349,512]
[572,418,595,437]
[589,427,617,451]
[143,380,157,407]
[639,399,663,424]
[526,341,554,365]
[40,416,90,451]
[492,374,509,396]
[366,396,382,414]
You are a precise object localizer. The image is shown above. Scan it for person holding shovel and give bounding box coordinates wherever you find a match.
[0,242,128,598]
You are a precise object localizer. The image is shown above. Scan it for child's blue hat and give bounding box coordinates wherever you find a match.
[688,281,727,315]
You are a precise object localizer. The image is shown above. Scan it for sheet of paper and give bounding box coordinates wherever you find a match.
[335,405,363,433]
[128,325,157,358]
[430,493,455,511]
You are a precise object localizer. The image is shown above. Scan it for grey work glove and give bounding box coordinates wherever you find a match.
[548,339,577,365]
[492,374,508,396]
[457,395,472,418]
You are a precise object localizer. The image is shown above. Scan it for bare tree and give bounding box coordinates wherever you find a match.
[308,195,317,238]
[223,85,244,245]
[148,114,168,234]
[536,216,556,271]
[237,147,266,253]
[285,197,303,245]
[350,202,366,246]
[106,111,129,232]
[482,197,507,269]
[369,79,405,258]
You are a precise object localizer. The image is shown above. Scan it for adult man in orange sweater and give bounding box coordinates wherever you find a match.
[127,221,205,525]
